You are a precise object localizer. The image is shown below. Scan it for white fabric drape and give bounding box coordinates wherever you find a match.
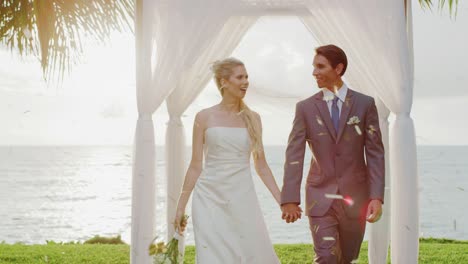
[132,1,165,263]
[165,16,257,240]
[368,98,391,263]
[301,0,418,263]
[390,1,419,263]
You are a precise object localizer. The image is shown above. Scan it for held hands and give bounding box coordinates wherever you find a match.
[366,199,383,223]
[281,203,303,223]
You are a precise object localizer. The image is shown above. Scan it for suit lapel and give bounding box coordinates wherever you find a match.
[336,89,355,142]
[313,93,337,142]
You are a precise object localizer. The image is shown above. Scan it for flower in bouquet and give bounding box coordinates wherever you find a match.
[149,215,189,264]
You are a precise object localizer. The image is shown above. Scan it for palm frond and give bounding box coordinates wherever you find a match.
[418,0,459,17]
[0,0,134,82]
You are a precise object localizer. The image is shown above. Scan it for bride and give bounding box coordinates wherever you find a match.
[174,57,282,263]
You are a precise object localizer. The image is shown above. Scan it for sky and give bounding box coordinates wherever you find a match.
[1,0,467,146]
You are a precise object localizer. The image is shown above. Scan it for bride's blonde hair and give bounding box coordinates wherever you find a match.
[211,58,263,158]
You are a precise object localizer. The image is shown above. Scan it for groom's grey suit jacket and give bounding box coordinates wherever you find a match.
[281,88,385,218]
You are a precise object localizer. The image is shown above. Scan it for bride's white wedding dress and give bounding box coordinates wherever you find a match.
[192,127,280,264]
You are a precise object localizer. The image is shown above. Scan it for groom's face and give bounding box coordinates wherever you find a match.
[312,54,341,90]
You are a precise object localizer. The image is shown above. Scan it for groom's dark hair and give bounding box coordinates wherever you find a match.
[315,45,348,76]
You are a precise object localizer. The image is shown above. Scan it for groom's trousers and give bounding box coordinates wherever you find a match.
[308,199,366,264]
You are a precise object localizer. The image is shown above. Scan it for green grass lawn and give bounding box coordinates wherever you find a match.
[1,238,467,263]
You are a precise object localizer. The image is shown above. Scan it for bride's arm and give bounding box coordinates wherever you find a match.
[252,113,281,206]
[174,112,205,231]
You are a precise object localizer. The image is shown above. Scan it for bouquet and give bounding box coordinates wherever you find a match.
[149,215,189,264]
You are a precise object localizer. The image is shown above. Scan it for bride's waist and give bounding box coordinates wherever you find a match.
[199,164,251,179]
[203,157,250,166]
[202,164,251,173]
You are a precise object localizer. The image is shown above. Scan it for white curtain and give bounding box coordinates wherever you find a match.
[132,1,166,264]
[368,98,391,263]
[389,1,419,263]
[301,0,418,263]
[165,16,258,240]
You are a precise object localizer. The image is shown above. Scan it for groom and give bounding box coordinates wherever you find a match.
[281,44,385,263]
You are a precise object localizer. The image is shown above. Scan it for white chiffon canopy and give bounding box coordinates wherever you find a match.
[132,1,419,263]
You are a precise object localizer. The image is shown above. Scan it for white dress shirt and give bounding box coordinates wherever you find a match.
[322,83,348,119]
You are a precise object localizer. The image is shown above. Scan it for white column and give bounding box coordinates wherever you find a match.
[390,113,419,264]
[131,114,156,264]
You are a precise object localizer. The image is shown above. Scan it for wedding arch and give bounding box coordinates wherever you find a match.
[131,0,419,263]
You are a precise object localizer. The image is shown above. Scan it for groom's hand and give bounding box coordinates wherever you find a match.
[366,199,383,223]
[281,203,302,223]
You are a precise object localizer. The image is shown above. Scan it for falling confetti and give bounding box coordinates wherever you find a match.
[331,246,337,256]
[325,194,343,199]
[343,196,354,206]
[289,161,300,165]
[354,125,362,135]
[457,187,465,191]
[333,85,340,95]
[405,225,411,231]
[313,224,320,234]
[308,200,318,211]
[323,236,335,241]
[316,115,324,126]
[368,125,376,135]
[23,27,33,39]
[318,132,328,136]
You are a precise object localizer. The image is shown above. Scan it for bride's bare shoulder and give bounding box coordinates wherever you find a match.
[195,105,219,127]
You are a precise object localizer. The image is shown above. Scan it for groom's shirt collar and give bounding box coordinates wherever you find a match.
[322,83,348,102]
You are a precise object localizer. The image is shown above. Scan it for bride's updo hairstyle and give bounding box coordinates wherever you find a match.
[211,58,263,158]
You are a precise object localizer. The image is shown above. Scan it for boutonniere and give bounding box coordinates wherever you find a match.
[347,116,362,135]
[347,116,360,125]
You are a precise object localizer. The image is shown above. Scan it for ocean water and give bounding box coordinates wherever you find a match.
[0,145,466,245]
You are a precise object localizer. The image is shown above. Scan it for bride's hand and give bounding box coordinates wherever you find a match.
[174,209,187,234]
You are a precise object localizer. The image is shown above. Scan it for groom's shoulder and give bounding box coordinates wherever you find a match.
[297,91,322,107]
[349,89,375,105]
